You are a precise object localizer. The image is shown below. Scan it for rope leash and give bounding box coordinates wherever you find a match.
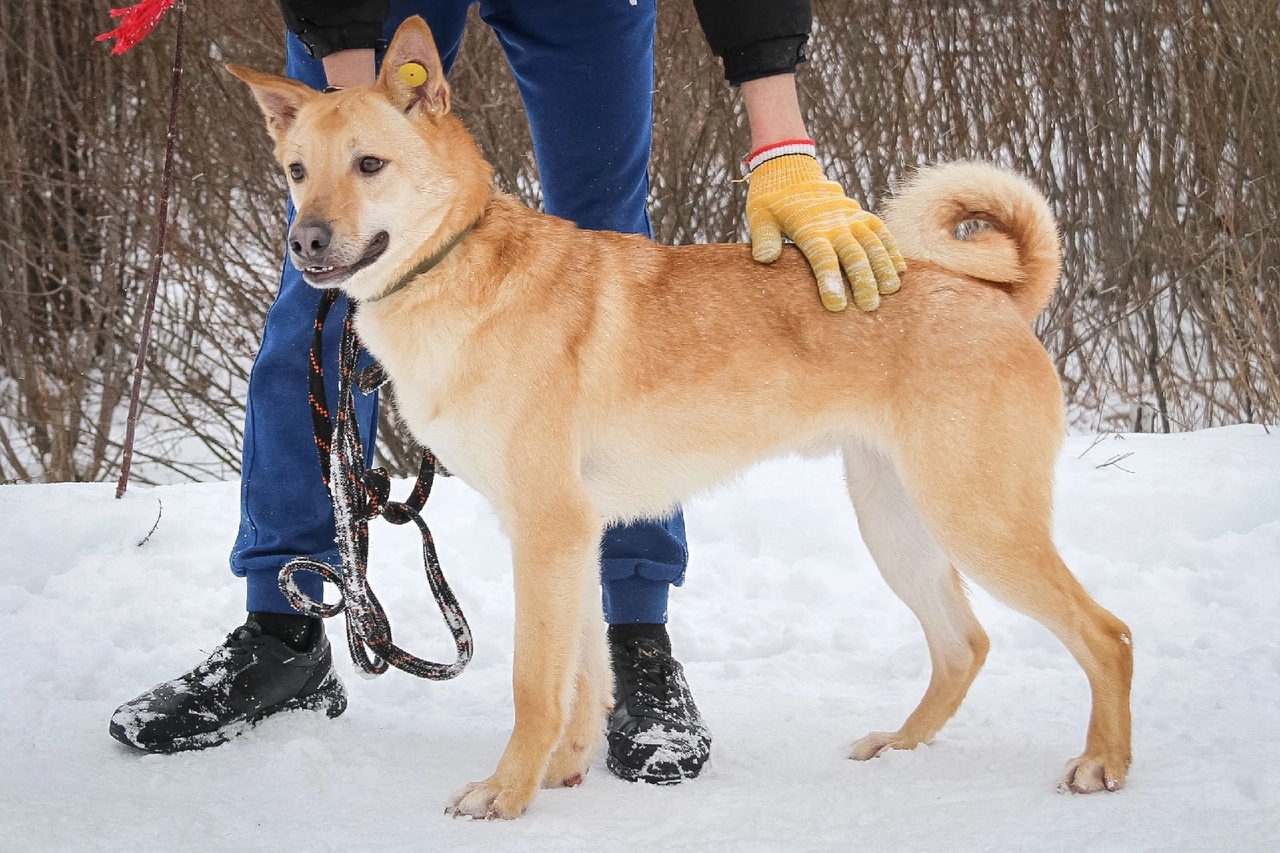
[279,290,473,680]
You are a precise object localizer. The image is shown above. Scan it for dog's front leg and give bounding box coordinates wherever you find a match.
[541,571,611,791]
[446,488,602,820]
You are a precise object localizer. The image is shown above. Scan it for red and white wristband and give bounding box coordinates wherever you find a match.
[746,138,817,171]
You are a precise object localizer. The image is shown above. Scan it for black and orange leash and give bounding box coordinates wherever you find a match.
[278,291,473,680]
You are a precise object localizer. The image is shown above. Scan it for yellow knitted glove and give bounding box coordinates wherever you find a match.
[746,146,905,311]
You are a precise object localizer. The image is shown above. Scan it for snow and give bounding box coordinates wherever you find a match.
[2,426,1278,851]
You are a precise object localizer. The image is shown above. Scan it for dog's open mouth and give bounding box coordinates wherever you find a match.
[302,231,389,285]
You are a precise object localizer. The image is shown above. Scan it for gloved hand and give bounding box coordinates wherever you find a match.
[746,142,905,311]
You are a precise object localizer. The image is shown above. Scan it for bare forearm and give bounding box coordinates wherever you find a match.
[740,73,809,151]
[321,49,376,88]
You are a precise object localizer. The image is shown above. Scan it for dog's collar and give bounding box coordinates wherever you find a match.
[363,218,478,304]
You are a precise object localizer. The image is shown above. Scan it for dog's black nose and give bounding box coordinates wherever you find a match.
[289,220,332,265]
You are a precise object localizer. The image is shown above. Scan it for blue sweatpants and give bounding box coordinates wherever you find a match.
[231,0,687,625]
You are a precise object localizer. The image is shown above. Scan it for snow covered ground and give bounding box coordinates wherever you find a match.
[2,426,1278,851]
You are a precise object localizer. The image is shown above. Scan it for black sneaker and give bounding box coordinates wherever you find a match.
[109,616,346,753]
[606,624,711,784]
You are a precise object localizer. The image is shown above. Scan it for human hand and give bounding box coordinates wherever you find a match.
[746,143,905,311]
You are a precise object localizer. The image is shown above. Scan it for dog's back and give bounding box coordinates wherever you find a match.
[541,162,1065,521]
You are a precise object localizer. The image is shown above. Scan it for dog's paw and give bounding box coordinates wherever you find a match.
[1058,754,1128,794]
[542,744,592,789]
[543,768,587,789]
[445,777,535,820]
[849,730,922,761]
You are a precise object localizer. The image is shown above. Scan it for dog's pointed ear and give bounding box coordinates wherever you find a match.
[226,63,318,141]
[377,16,450,117]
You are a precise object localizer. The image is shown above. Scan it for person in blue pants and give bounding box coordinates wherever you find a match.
[110,0,902,786]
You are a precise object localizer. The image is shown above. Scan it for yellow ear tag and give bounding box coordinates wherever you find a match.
[399,62,428,87]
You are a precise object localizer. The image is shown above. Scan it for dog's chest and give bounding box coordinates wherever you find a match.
[388,386,509,503]
[356,313,503,486]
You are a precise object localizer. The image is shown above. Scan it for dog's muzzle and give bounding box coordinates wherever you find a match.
[289,221,389,286]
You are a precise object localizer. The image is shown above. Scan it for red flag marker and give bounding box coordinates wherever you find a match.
[97,0,181,55]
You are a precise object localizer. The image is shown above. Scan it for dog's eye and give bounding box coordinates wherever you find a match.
[359,156,386,175]
[288,163,305,182]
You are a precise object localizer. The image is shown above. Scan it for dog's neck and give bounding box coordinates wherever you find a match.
[364,214,482,303]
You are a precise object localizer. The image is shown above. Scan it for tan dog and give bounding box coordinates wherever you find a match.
[229,16,1132,819]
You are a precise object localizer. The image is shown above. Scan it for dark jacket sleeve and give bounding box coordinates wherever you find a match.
[692,0,811,86]
[279,0,389,59]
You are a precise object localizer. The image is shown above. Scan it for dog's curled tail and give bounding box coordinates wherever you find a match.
[882,161,1062,323]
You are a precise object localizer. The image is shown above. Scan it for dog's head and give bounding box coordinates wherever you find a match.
[228,17,491,302]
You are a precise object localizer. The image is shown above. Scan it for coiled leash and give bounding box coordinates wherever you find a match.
[278,289,473,679]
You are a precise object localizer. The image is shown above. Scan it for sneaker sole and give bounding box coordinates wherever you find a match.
[109,672,348,754]
[606,748,709,785]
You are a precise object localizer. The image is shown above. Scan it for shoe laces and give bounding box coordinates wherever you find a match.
[616,637,676,709]
[224,624,264,656]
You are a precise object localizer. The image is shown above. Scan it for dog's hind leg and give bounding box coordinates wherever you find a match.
[843,443,990,760]
[890,403,1133,793]
[939,525,1131,792]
